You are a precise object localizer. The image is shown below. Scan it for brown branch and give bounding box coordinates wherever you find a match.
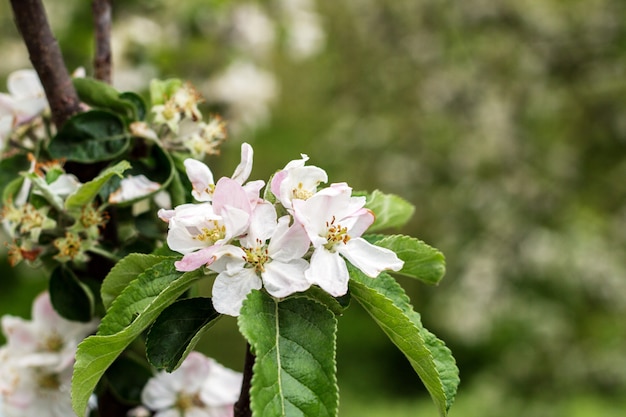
[234,343,255,417]
[92,0,113,84]
[9,0,81,129]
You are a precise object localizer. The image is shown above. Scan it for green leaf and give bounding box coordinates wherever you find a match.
[73,77,136,118]
[48,110,130,163]
[146,297,221,371]
[104,353,153,404]
[363,190,415,232]
[72,263,204,416]
[119,91,147,121]
[238,290,339,417]
[100,253,176,310]
[49,266,94,322]
[0,154,29,201]
[64,160,131,211]
[300,286,350,316]
[367,234,446,285]
[149,78,183,105]
[22,172,64,212]
[349,268,459,416]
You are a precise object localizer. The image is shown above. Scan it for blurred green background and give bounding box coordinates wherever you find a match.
[2,0,626,416]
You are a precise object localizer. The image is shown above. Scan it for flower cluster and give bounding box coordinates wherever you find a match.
[159,143,404,316]
[0,292,98,417]
[128,352,242,417]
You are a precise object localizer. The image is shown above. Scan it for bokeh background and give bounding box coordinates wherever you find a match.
[2,0,626,416]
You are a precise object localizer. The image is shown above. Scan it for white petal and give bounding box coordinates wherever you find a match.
[339,237,403,277]
[263,259,311,298]
[240,202,276,247]
[231,142,253,184]
[267,216,310,262]
[200,359,243,406]
[211,269,262,316]
[7,70,43,98]
[185,158,215,202]
[305,247,349,297]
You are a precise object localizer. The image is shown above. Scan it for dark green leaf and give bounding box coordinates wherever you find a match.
[73,77,136,118]
[49,266,94,322]
[72,264,204,416]
[49,110,130,163]
[367,234,446,285]
[349,267,459,416]
[238,290,339,417]
[146,297,221,371]
[105,353,153,404]
[119,91,147,121]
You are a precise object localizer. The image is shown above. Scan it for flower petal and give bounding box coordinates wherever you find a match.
[305,247,349,297]
[211,269,262,316]
[185,158,215,202]
[338,237,403,277]
[230,142,253,184]
[263,259,311,298]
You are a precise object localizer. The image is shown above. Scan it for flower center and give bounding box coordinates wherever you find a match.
[53,232,83,261]
[175,392,204,411]
[243,241,270,273]
[37,372,61,390]
[194,220,226,245]
[324,216,350,251]
[292,182,313,200]
[42,332,64,352]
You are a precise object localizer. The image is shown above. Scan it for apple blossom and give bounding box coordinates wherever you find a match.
[108,174,162,204]
[207,202,311,316]
[270,153,327,209]
[0,69,47,129]
[139,351,241,417]
[293,183,404,296]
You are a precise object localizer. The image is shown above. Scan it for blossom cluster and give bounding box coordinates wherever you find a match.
[159,143,404,316]
[0,292,98,417]
[128,352,242,417]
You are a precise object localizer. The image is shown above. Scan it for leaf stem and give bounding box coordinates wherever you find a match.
[9,0,81,129]
[234,343,255,417]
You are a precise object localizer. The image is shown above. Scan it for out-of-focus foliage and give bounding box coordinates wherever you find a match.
[2,0,626,414]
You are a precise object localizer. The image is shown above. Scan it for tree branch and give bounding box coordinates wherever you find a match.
[92,0,113,84]
[9,0,81,129]
[234,343,255,417]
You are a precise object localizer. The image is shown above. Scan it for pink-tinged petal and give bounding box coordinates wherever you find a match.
[185,158,215,202]
[200,359,243,406]
[31,291,59,329]
[242,179,265,206]
[220,205,251,240]
[305,247,349,297]
[278,165,328,207]
[292,197,331,247]
[231,142,253,184]
[177,352,214,392]
[212,269,262,316]
[1,316,37,350]
[213,177,251,216]
[338,237,403,277]
[263,259,311,298]
[206,245,246,274]
[268,216,310,261]
[240,202,276,247]
[270,169,288,198]
[345,208,375,238]
[174,246,220,271]
[157,208,176,222]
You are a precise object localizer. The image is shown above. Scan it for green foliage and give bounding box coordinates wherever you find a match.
[149,78,183,105]
[239,290,339,417]
[73,77,140,120]
[363,190,415,232]
[48,110,130,163]
[48,265,94,322]
[367,234,446,285]
[348,268,459,416]
[72,259,204,416]
[64,160,130,210]
[146,297,221,371]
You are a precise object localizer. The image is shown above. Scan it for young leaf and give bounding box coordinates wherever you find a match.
[146,297,221,372]
[48,110,130,163]
[22,172,64,212]
[348,267,459,416]
[119,91,147,121]
[364,190,415,232]
[64,160,131,211]
[100,253,177,310]
[149,78,183,105]
[72,264,204,416]
[49,265,94,322]
[73,77,136,118]
[238,290,339,417]
[367,234,446,285]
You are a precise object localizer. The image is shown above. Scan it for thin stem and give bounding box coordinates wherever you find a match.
[234,343,255,417]
[9,0,81,129]
[92,0,113,84]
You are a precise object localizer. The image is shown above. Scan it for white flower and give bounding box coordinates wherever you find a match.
[270,153,327,209]
[208,202,311,316]
[140,351,242,417]
[185,142,255,203]
[293,183,404,296]
[0,69,48,127]
[108,174,162,204]
[1,292,98,372]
